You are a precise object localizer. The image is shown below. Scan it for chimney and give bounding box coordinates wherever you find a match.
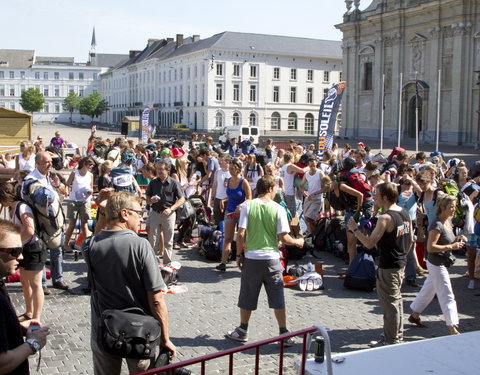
[193,35,200,42]
[176,34,184,47]
[147,38,159,47]
[129,50,141,59]
[167,37,174,43]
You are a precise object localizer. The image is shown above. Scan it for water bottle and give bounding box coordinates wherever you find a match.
[307,261,313,272]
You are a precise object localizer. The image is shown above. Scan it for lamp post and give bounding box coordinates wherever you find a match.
[475,69,480,144]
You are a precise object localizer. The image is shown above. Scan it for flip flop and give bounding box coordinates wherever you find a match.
[306,279,314,291]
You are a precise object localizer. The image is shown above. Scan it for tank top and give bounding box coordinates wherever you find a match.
[17,153,35,172]
[245,164,261,190]
[305,170,323,201]
[69,169,92,202]
[397,191,417,221]
[377,209,411,269]
[215,169,231,199]
[281,164,295,196]
[226,178,246,213]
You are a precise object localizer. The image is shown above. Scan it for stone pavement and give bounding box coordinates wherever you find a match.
[7,244,480,374]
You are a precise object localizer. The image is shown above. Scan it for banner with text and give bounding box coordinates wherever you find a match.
[316,83,344,158]
[139,107,150,144]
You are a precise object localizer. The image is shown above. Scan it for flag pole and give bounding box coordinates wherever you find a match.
[415,71,419,152]
[436,69,441,152]
[380,73,385,151]
[397,73,403,147]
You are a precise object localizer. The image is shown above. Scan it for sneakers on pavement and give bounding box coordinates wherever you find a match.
[283,335,297,347]
[369,335,386,348]
[226,326,248,342]
[216,263,226,272]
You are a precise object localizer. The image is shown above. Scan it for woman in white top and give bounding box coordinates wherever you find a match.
[175,156,197,248]
[134,144,149,185]
[15,140,36,173]
[280,152,308,222]
[63,157,94,253]
[244,153,264,196]
[212,155,232,224]
[300,156,326,234]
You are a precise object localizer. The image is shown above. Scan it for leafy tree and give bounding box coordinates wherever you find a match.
[79,92,109,124]
[63,91,81,123]
[20,88,45,114]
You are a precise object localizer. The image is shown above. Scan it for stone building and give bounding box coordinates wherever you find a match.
[336,0,480,146]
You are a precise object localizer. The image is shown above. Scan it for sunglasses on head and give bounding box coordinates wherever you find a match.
[1,247,22,258]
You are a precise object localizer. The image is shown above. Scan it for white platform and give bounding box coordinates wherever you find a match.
[296,331,480,375]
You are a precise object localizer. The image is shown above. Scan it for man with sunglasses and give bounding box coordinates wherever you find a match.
[0,219,50,374]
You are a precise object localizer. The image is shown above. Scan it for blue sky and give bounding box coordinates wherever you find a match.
[5,0,350,62]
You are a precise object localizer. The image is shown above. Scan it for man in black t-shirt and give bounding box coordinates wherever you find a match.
[0,220,49,374]
[348,183,413,346]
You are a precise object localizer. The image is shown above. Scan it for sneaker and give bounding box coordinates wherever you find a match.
[226,326,248,342]
[216,263,226,272]
[283,334,297,347]
[369,335,386,348]
[468,280,475,290]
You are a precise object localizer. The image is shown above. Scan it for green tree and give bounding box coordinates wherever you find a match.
[79,92,109,124]
[20,88,45,114]
[63,91,81,124]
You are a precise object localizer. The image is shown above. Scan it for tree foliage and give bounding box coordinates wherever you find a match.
[20,88,45,114]
[63,91,81,123]
[79,92,109,123]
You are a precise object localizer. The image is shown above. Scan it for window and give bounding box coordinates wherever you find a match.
[9,71,14,79]
[79,87,84,97]
[249,113,257,126]
[307,88,313,104]
[79,72,84,80]
[273,86,279,103]
[250,65,257,78]
[273,67,280,80]
[174,69,177,81]
[290,68,297,80]
[35,72,40,79]
[233,84,240,101]
[168,70,171,82]
[20,85,25,93]
[216,63,223,76]
[43,72,48,79]
[0,72,4,79]
[339,72,343,81]
[216,83,223,101]
[10,88,15,96]
[271,112,281,130]
[187,67,190,78]
[288,112,298,130]
[54,86,60,97]
[69,72,74,80]
[44,88,49,96]
[323,88,329,98]
[323,71,330,82]
[180,68,183,79]
[364,62,373,90]
[54,72,59,80]
[44,103,49,112]
[215,112,223,128]
[55,103,60,113]
[232,112,240,126]
[249,85,257,102]
[69,86,75,93]
[194,65,198,77]
[0,88,4,96]
[307,70,313,81]
[305,113,314,135]
[290,87,297,103]
[20,71,25,79]
[233,64,240,77]
[10,102,15,110]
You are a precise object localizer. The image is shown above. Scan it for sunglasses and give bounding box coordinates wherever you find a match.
[126,208,143,216]
[0,247,23,258]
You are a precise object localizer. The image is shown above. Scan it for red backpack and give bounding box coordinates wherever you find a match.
[341,169,373,200]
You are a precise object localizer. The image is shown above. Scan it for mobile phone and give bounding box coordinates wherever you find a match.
[29,324,41,332]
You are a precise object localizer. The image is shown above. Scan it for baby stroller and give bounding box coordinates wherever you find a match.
[189,194,212,227]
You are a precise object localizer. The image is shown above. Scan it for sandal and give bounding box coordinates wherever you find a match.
[18,313,32,322]
[408,314,428,328]
[173,244,181,250]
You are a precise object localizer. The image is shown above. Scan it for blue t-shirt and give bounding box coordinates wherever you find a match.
[397,191,417,221]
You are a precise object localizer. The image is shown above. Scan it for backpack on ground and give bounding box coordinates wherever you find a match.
[344,252,376,292]
[328,216,348,261]
[198,222,225,261]
[312,216,330,251]
[21,178,65,249]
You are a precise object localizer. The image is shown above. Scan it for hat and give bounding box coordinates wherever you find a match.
[343,157,356,171]
[235,149,243,155]
[171,147,185,159]
[160,149,171,158]
[357,142,365,148]
[121,150,135,165]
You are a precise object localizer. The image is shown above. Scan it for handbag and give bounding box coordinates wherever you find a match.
[177,198,195,220]
[443,252,456,268]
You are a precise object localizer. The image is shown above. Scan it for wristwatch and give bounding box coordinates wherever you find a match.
[26,339,40,355]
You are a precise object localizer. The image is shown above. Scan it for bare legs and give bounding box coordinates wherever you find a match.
[19,269,44,321]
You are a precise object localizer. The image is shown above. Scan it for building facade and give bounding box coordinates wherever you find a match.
[100,32,342,136]
[336,0,480,145]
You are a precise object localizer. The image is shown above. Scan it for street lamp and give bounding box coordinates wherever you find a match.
[475,69,480,144]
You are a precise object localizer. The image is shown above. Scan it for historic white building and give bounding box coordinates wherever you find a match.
[336,0,480,145]
[100,32,342,135]
[0,46,126,123]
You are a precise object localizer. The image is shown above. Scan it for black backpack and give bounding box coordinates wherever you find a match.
[313,217,330,251]
[93,143,112,161]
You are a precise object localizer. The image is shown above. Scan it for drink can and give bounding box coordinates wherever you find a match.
[314,336,325,363]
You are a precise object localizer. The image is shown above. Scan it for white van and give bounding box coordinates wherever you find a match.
[219,126,260,145]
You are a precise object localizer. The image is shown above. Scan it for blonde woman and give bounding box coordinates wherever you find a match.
[244,153,264,197]
[15,140,36,172]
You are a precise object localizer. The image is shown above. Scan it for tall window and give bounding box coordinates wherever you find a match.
[307,88,313,104]
[273,67,280,80]
[323,71,330,82]
[271,112,281,130]
[249,113,257,126]
[307,69,313,81]
[43,87,49,96]
[273,86,279,103]
[43,72,48,79]
[79,86,84,97]
[54,72,59,80]
[9,71,14,79]
[323,88,329,98]
[69,72,74,80]
[250,65,257,78]
[0,72,4,79]
[35,72,40,79]
[216,83,223,101]
[232,112,240,126]
[55,103,60,113]
[304,113,314,135]
[290,87,297,103]
[364,62,373,90]
[215,112,223,128]
[79,72,84,80]
[339,72,343,81]
[233,64,240,77]
[288,112,298,130]
[20,71,25,79]
[54,86,60,97]
[216,63,223,76]
[44,103,49,113]
[290,68,297,80]
[0,88,5,96]
[233,84,240,101]
[10,88,15,96]
[249,85,257,102]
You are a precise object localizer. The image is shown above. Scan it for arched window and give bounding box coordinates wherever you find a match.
[304,113,314,135]
[288,112,297,130]
[232,112,240,126]
[271,112,281,131]
[249,112,257,127]
[215,111,224,128]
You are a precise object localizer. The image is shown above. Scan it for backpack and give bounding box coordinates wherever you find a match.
[93,142,111,161]
[341,168,373,200]
[21,178,65,249]
[328,216,348,261]
[45,146,63,170]
[198,222,225,261]
[312,217,330,251]
[434,179,470,228]
[326,189,357,212]
[344,252,376,292]
[110,167,135,193]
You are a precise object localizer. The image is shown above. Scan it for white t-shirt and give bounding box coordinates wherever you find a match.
[17,153,35,172]
[12,202,38,245]
[215,169,231,199]
[281,164,296,196]
[69,169,92,202]
[238,198,290,260]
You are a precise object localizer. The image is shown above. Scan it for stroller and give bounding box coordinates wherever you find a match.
[189,194,212,227]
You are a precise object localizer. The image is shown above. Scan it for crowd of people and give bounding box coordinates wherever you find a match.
[1,125,479,373]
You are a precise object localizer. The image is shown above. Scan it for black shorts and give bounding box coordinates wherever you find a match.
[19,241,48,271]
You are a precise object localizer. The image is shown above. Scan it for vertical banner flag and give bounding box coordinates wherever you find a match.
[316,82,346,157]
[139,107,150,144]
